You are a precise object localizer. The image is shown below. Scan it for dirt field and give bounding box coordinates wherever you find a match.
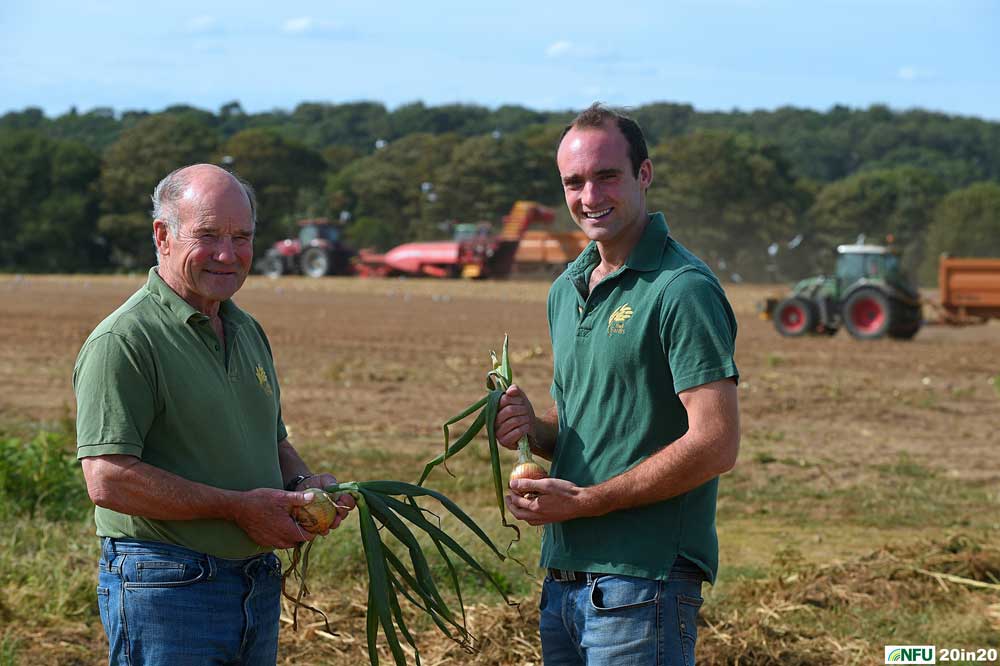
[3,273,997,479]
[1,273,998,664]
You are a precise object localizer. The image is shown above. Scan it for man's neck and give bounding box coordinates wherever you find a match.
[156,268,222,318]
[595,213,649,272]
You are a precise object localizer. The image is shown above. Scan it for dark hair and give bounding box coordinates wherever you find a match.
[558,103,649,177]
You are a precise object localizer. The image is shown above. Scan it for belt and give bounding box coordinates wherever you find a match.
[548,568,595,583]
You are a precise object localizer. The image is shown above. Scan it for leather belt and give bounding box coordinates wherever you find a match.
[548,568,593,583]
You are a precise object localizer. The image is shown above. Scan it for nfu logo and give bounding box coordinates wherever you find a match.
[885,645,936,664]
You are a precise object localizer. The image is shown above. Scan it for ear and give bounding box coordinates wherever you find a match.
[152,220,170,256]
[638,158,653,190]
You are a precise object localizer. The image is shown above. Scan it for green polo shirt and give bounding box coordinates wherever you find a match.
[74,268,288,559]
[543,213,738,583]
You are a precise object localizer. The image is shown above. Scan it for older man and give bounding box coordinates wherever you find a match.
[494,104,740,665]
[74,163,354,665]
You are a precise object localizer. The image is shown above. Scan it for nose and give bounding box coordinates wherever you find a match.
[214,236,238,263]
[581,180,601,207]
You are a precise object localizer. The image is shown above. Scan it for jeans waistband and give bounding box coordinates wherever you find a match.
[103,537,273,569]
[548,556,707,584]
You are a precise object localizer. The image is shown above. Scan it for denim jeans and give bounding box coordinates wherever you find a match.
[539,558,705,665]
[96,538,282,666]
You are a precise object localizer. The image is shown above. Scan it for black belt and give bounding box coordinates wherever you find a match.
[548,568,594,583]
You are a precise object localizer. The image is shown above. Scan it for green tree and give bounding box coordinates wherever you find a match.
[920,182,1000,283]
[429,133,559,230]
[0,130,102,271]
[99,114,219,268]
[648,130,809,281]
[218,128,327,247]
[327,133,463,249]
[808,167,946,277]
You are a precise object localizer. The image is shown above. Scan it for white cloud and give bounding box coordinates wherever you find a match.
[545,40,617,62]
[897,66,934,82]
[282,17,314,34]
[185,15,218,34]
[281,16,355,38]
[546,40,573,58]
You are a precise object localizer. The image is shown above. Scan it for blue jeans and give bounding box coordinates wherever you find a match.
[97,538,282,666]
[539,559,705,665]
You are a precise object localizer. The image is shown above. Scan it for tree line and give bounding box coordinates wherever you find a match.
[2,100,999,283]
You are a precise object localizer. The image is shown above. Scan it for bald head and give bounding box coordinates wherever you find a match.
[152,164,257,242]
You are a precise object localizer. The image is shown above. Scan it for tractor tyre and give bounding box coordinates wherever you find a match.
[888,301,923,340]
[259,249,285,278]
[773,297,816,337]
[301,247,330,278]
[843,288,891,340]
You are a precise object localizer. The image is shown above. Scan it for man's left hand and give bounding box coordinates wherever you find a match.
[300,473,356,534]
[505,478,596,525]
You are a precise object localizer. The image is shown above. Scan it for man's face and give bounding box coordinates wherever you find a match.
[154,172,254,311]
[556,121,653,245]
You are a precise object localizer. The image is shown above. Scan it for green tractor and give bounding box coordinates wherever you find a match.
[762,243,923,340]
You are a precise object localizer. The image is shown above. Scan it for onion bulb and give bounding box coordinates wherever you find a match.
[291,489,341,534]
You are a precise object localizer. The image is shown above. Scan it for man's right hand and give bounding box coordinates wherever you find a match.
[232,488,319,550]
[495,384,536,451]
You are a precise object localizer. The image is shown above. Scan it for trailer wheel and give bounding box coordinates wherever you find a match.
[773,297,815,337]
[301,247,330,278]
[843,289,890,339]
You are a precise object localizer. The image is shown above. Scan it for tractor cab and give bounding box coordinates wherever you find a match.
[835,244,901,283]
[298,219,342,247]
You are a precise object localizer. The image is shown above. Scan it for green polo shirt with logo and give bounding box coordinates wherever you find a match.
[74,268,288,559]
[542,213,738,583]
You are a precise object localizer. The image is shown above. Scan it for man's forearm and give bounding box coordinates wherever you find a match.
[529,405,560,461]
[82,455,239,522]
[277,438,313,487]
[584,429,737,517]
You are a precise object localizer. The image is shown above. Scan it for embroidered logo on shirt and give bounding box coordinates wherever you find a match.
[608,303,634,335]
[255,365,273,396]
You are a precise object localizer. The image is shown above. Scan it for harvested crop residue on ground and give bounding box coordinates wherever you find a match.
[1,274,997,665]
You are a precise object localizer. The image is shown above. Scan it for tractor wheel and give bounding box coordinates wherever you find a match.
[889,301,923,340]
[300,247,330,278]
[773,297,816,337]
[843,289,891,340]
[259,249,285,278]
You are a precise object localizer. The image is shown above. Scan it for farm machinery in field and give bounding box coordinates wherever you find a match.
[353,201,556,279]
[257,218,356,278]
[760,242,923,340]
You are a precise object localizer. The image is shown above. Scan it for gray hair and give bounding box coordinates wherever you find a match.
[151,165,258,260]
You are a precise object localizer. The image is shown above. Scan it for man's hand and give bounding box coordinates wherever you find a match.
[504,477,597,526]
[495,384,536,451]
[232,488,321,550]
[299,473,356,534]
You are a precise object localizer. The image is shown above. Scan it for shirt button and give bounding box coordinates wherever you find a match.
[215,345,220,351]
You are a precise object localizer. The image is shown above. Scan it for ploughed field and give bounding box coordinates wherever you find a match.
[1,274,998,665]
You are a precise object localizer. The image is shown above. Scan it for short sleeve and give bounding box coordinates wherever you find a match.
[73,332,157,459]
[659,270,739,394]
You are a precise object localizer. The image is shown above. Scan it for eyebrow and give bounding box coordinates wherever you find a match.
[562,167,622,185]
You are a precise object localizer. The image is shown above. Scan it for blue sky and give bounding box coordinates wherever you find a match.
[1,1,997,120]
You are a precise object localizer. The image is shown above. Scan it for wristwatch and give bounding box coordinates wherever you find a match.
[285,474,312,491]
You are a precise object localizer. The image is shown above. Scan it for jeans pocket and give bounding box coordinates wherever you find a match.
[589,575,660,612]
[677,593,703,666]
[121,555,208,589]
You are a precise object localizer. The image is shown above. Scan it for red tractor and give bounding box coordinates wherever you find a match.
[258,218,356,278]
[354,201,556,279]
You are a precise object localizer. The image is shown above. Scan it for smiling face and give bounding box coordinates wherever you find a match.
[153,166,254,314]
[556,120,653,252]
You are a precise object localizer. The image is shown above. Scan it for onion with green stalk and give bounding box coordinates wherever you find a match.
[282,480,516,665]
[418,334,549,529]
